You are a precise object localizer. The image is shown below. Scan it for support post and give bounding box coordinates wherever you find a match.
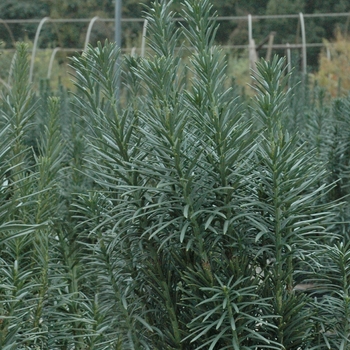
[248,14,253,45]
[266,32,275,61]
[115,0,122,104]
[115,0,122,48]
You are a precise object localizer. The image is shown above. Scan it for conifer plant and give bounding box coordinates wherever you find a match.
[0,0,349,349]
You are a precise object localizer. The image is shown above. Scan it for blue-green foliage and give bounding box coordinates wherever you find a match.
[0,1,350,349]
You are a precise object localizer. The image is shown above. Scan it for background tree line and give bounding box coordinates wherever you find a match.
[1,0,350,69]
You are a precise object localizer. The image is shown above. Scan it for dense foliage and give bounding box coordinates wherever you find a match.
[1,0,350,348]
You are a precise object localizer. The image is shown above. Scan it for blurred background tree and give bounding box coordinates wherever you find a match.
[0,0,49,46]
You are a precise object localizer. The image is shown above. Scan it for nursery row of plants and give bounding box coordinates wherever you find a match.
[1,0,350,348]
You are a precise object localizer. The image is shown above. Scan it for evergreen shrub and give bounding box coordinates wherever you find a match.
[1,0,350,349]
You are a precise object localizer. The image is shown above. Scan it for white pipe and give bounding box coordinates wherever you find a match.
[248,14,255,71]
[141,19,148,57]
[47,47,61,79]
[30,17,50,83]
[84,16,100,51]
[286,43,291,74]
[299,12,307,74]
